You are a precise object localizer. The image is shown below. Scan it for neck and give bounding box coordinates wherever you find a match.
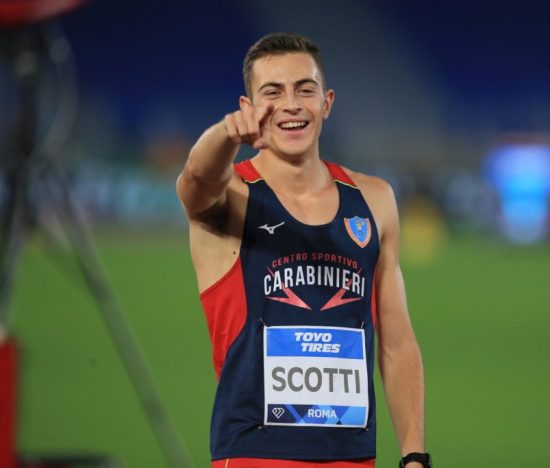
[253,148,330,195]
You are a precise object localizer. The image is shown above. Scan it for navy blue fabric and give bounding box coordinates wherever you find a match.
[210,162,380,460]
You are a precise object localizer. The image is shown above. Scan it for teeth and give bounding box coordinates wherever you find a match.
[279,121,307,129]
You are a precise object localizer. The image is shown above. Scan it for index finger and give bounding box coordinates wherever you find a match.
[257,104,274,126]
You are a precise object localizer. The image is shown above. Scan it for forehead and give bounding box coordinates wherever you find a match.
[251,52,323,91]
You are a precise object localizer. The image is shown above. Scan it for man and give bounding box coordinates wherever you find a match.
[177,33,430,468]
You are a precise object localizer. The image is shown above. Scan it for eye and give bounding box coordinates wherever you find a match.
[298,88,315,95]
[264,89,281,97]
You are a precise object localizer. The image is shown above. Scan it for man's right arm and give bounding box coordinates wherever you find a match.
[176,121,239,219]
[176,102,273,219]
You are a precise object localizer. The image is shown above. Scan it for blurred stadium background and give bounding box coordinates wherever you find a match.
[1,0,549,467]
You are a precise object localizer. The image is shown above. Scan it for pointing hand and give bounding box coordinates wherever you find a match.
[224,102,274,150]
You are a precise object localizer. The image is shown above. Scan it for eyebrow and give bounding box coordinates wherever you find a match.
[257,78,320,93]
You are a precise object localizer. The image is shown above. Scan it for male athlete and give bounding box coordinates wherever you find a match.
[177,33,431,468]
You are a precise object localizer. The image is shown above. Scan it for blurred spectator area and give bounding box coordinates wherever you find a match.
[1,0,549,238]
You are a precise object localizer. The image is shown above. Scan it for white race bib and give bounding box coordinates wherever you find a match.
[263,325,369,427]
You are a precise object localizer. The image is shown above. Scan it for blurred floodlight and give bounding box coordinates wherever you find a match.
[484,143,550,244]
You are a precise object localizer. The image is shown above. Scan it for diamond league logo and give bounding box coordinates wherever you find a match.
[272,407,285,419]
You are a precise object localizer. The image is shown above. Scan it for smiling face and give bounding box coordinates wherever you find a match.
[242,52,334,160]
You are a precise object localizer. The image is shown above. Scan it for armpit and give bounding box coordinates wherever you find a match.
[195,201,231,234]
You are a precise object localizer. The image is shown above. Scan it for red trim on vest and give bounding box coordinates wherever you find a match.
[235,159,356,187]
[200,258,248,379]
[0,339,17,468]
[324,161,357,187]
[212,458,375,467]
[235,160,262,182]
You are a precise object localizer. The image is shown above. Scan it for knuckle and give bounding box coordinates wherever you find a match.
[227,131,240,143]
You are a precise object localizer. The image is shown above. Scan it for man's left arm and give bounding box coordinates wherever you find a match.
[373,181,426,466]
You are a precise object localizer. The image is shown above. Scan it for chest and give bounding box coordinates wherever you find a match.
[273,184,339,225]
[241,181,380,322]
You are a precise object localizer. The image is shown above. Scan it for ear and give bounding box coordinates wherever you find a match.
[322,89,335,120]
[239,95,253,110]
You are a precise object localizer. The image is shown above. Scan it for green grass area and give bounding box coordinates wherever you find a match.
[10,231,550,467]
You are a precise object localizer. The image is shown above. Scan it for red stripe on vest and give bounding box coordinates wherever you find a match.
[235,160,262,182]
[235,159,355,187]
[200,258,248,379]
[324,161,357,187]
[371,276,377,329]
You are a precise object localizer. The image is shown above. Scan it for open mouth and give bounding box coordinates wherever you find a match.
[277,120,309,131]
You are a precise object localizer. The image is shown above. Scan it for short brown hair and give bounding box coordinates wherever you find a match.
[242,32,325,97]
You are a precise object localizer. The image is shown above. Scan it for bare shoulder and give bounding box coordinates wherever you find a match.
[339,166,398,239]
[342,166,393,196]
[340,166,396,206]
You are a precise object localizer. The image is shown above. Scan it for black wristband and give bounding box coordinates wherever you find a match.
[399,452,432,468]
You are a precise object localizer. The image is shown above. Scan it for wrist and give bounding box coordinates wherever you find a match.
[399,452,432,468]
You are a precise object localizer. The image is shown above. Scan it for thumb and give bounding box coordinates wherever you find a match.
[252,137,269,150]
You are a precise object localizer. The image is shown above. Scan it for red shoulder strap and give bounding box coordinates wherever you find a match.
[234,160,262,182]
[236,159,355,186]
[324,161,357,187]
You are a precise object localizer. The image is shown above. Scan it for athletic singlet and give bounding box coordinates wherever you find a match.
[200,159,380,461]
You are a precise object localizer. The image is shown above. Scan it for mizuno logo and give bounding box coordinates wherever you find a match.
[258,222,285,234]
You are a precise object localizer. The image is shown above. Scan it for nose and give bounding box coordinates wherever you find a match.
[282,95,301,113]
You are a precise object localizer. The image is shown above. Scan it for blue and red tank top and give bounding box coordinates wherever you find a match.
[200,159,380,461]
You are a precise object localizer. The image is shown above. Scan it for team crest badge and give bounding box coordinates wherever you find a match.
[344,216,371,248]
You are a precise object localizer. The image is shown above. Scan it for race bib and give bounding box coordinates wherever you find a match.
[263,326,369,428]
